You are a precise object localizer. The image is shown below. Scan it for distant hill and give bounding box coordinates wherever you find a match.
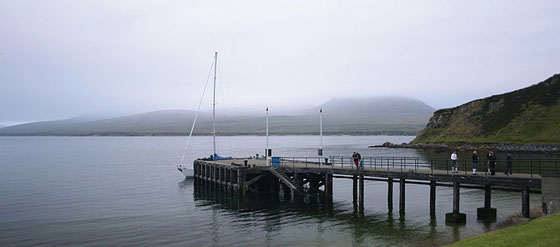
[412,74,560,144]
[0,97,434,136]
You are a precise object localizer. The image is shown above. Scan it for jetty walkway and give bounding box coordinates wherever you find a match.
[194,156,558,223]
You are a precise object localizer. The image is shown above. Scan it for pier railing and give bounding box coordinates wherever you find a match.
[277,156,560,178]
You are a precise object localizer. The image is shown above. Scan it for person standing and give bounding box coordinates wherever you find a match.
[451,151,458,173]
[506,152,513,175]
[353,152,360,169]
[487,151,496,175]
[472,151,479,175]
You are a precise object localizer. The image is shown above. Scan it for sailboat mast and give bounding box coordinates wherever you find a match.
[320,108,323,149]
[212,52,217,158]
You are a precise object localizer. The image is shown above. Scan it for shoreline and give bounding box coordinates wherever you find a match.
[493,206,543,230]
[373,141,560,153]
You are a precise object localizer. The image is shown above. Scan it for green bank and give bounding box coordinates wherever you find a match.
[413,74,560,145]
[449,212,560,247]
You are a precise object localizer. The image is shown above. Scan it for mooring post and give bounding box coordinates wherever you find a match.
[522,186,530,218]
[388,177,393,211]
[430,180,436,215]
[359,174,364,211]
[477,185,497,220]
[399,178,405,215]
[445,181,466,223]
[353,175,358,203]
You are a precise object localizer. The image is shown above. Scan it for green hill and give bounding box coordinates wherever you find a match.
[412,74,560,144]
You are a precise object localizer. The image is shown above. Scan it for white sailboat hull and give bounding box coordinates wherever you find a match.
[177,165,194,179]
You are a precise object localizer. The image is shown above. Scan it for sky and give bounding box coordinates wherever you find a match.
[1,0,559,125]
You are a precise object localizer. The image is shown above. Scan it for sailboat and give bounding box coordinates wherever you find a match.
[177,52,231,179]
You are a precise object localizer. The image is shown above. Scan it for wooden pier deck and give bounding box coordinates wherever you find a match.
[194,156,553,223]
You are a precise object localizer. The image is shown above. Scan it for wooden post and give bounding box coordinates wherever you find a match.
[327,174,333,197]
[399,178,405,215]
[430,180,436,215]
[237,168,242,195]
[324,173,333,197]
[241,167,246,196]
[229,168,237,194]
[359,174,364,211]
[522,186,530,218]
[353,175,358,203]
[388,177,393,211]
[219,167,223,191]
[211,166,214,188]
[193,162,197,181]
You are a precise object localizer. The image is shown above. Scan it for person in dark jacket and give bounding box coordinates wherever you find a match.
[472,151,479,175]
[505,152,513,175]
[487,151,496,175]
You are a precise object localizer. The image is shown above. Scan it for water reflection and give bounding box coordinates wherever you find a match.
[189,183,444,246]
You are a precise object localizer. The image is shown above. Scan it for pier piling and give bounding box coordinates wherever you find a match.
[446,181,466,223]
[193,156,547,222]
[522,186,530,218]
[477,185,496,220]
[388,177,393,211]
[399,178,405,215]
[359,174,364,211]
[430,181,436,215]
[353,175,358,203]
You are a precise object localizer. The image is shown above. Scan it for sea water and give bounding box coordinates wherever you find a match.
[0,136,546,246]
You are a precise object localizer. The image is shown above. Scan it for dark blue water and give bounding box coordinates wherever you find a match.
[0,136,544,246]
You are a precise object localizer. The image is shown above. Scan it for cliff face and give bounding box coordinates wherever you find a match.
[412,74,560,144]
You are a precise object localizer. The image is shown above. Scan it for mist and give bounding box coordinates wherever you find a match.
[1,0,559,125]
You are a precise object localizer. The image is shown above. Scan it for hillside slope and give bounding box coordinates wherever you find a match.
[412,74,560,144]
[0,97,434,136]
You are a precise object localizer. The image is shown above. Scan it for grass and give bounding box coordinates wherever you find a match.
[448,212,560,247]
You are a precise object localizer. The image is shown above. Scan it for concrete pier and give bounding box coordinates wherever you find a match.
[446,182,466,223]
[477,185,497,220]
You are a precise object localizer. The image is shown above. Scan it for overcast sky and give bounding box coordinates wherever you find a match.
[1,0,559,125]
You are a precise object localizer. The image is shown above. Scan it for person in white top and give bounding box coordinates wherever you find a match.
[451,151,458,173]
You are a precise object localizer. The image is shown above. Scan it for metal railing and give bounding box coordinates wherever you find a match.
[275,156,560,178]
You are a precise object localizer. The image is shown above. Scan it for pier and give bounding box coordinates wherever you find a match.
[194,156,558,223]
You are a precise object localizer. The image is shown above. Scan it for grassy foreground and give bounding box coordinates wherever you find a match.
[449,212,560,247]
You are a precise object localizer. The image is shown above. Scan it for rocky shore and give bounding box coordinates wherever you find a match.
[371,142,560,153]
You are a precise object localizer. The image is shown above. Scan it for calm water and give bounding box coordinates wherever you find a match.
[0,136,546,246]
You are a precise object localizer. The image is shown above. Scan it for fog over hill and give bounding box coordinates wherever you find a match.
[0,97,434,136]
